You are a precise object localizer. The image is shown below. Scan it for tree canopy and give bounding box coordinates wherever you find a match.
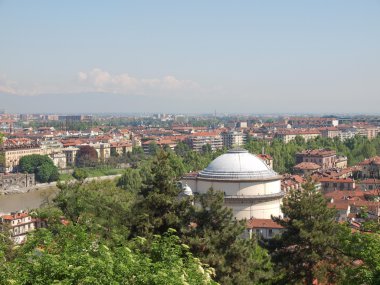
[271,181,349,284]
[75,145,98,167]
[1,225,217,285]
[19,154,59,183]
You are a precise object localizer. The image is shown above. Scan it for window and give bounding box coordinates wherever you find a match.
[269,229,273,236]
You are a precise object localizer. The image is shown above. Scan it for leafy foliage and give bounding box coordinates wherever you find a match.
[117,168,142,192]
[340,232,380,285]
[72,168,89,182]
[2,225,217,285]
[75,145,98,167]
[19,154,59,183]
[54,180,135,244]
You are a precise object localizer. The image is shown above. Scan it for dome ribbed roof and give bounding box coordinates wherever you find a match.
[198,149,279,180]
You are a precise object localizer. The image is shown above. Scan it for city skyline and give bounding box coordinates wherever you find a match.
[1,1,379,113]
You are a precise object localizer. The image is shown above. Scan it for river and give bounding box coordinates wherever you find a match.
[0,175,121,213]
[0,186,59,213]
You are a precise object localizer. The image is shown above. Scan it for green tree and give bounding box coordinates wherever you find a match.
[36,161,60,183]
[201,143,212,155]
[75,145,98,167]
[183,189,275,285]
[72,168,89,182]
[340,232,380,285]
[19,154,59,183]
[271,182,348,285]
[148,141,160,156]
[130,150,187,238]
[54,180,135,244]
[117,168,142,192]
[174,141,191,157]
[5,225,217,285]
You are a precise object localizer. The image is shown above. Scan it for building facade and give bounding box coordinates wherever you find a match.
[0,173,35,192]
[185,132,223,152]
[295,149,337,170]
[182,149,284,220]
[221,131,247,149]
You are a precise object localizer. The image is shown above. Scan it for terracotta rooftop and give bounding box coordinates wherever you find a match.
[359,156,380,165]
[297,149,336,157]
[294,162,321,170]
[318,177,354,183]
[247,219,284,229]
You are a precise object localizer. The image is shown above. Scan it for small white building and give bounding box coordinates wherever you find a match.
[246,218,284,239]
[0,211,35,244]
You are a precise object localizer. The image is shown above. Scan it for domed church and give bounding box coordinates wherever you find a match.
[181,149,284,220]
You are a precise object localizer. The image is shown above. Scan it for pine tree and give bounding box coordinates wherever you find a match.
[183,189,274,285]
[130,150,189,237]
[271,181,347,285]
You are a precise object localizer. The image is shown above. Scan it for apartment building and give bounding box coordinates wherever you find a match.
[296,149,337,170]
[221,131,247,149]
[185,132,223,152]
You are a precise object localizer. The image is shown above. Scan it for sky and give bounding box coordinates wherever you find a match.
[0,0,379,114]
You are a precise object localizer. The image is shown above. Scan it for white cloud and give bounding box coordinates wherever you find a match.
[0,69,201,96]
[78,68,199,94]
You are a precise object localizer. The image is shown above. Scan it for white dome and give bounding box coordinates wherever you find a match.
[198,149,279,180]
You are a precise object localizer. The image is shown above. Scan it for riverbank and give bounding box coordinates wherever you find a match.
[0,174,122,213]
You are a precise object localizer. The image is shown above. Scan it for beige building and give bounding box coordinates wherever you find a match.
[182,149,284,220]
[358,156,380,179]
[185,132,223,152]
[319,177,355,192]
[63,147,79,166]
[0,145,44,173]
[296,149,337,170]
[320,127,340,139]
[0,211,35,244]
[110,142,133,156]
[0,141,67,172]
[90,142,111,162]
[221,131,247,149]
[275,130,321,143]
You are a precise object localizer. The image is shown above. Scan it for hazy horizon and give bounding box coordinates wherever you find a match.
[1,1,379,113]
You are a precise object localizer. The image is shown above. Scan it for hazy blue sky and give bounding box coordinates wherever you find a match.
[0,0,379,114]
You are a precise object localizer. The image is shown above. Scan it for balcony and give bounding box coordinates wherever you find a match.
[224,191,285,201]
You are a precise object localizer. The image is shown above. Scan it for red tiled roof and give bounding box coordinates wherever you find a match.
[247,219,284,229]
[359,156,380,165]
[318,177,354,183]
[297,149,336,157]
[294,162,321,170]
[188,132,221,137]
[327,200,350,210]
[359,179,380,184]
